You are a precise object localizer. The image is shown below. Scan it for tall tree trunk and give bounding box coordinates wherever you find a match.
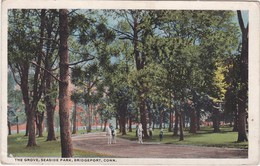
[87,104,92,132]
[27,9,46,147]
[152,118,155,130]
[16,116,19,134]
[139,97,148,138]
[8,121,11,135]
[132,13,149,138]
[116,117,120,130]
[163,112,166,129]
[168,110,173,132]
[72,102,77,134]
[148,105,153,129]
[233,106,238,131]
[159,108,163,129]
[36,111,44,137]
[237,89,248,141]
[212,107,220,133]
[45,86,56,141]
[46,96,56,141]
[103,119,107,132]
[25,117,28,136]
[182,113,186,128]
[119,103,127,135]
[20,63,30,138]
[173,108,179,136]
[129,117,132,132]
[45,9,58,142]
[189,107,197,133]
[237,11,248,142]
[196,108,201,130]
[179,111,184,141]
[58,9,73,157]
[27,106,37,147]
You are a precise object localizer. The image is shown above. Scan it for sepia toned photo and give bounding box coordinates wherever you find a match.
[1,1,259,165]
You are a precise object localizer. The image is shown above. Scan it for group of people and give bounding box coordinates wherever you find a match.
[106,123,116,144]
[106,122,165,145]
[136,123,164,143]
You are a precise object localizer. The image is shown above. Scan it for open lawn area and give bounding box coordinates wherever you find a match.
[7,132,108,157]
[7,126,247,157]
[119,126,248,149]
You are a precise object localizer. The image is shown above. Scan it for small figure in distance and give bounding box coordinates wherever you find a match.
[159,129,163,141]
[111,125,116,144]
[137,123,143,144]
[149,127,153,139]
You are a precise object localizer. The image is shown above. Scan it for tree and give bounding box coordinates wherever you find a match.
[71,91,81,134]
[224,56,240,131]
[112,10,158,138]
[8,71,25,134]
[35,100,45,137]
[236,10,248,142]
[43,9,60,141]
[8,9,47,146]
[58,9,73,157]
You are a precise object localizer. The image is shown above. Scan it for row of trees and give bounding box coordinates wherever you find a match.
[8,9,248,157]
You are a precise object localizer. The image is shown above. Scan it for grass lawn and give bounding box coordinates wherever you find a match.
[119,126,248,149]
[7,126,247,157]
[7,132,109,157]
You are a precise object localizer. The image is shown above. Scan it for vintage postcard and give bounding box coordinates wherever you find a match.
[1,0,259,165]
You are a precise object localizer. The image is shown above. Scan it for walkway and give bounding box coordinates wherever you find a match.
[72,132,248,158]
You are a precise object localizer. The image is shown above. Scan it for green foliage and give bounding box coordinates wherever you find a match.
[8,9,244,143]
[37,99,46,112]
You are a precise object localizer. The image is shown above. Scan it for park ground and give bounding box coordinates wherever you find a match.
[8,126,248,158]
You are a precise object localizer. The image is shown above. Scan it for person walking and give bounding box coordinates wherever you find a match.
[159,129,163,141]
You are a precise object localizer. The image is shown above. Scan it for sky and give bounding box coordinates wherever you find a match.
[242,10,249,26]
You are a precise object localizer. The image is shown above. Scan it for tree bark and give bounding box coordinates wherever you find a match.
[196,108,201,130]
[46,102,56,141]
[119,103,127,135]
[132,13,149,138]
[16,116,19,134]
[173,108,179,136]
[236,10,248,142]
[45,79,56,141]
[189,107,197,133]
[27,105,37,147]
[159,108,163,129]
[179,111,184,141]
[72,102,77,134]
[212,106,220,133]
[103,120,107,132]
[87,104,92,132]
[45,9,58,142]
[36,111,44,137]
[237,88,248,141]
[25,118,28,136]
[115,117,119,130]
[233,106,238,131]
[182,113,186,128]
[168,110,173,132]
[27,9,46,147]
[58,9,73,157]
[8,121,11,135]
[129,117,132,132]
[139,97,148,138]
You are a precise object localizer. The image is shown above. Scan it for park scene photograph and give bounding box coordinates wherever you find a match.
[7,9,249,159]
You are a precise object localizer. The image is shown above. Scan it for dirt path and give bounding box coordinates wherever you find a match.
[72,132,248,158]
